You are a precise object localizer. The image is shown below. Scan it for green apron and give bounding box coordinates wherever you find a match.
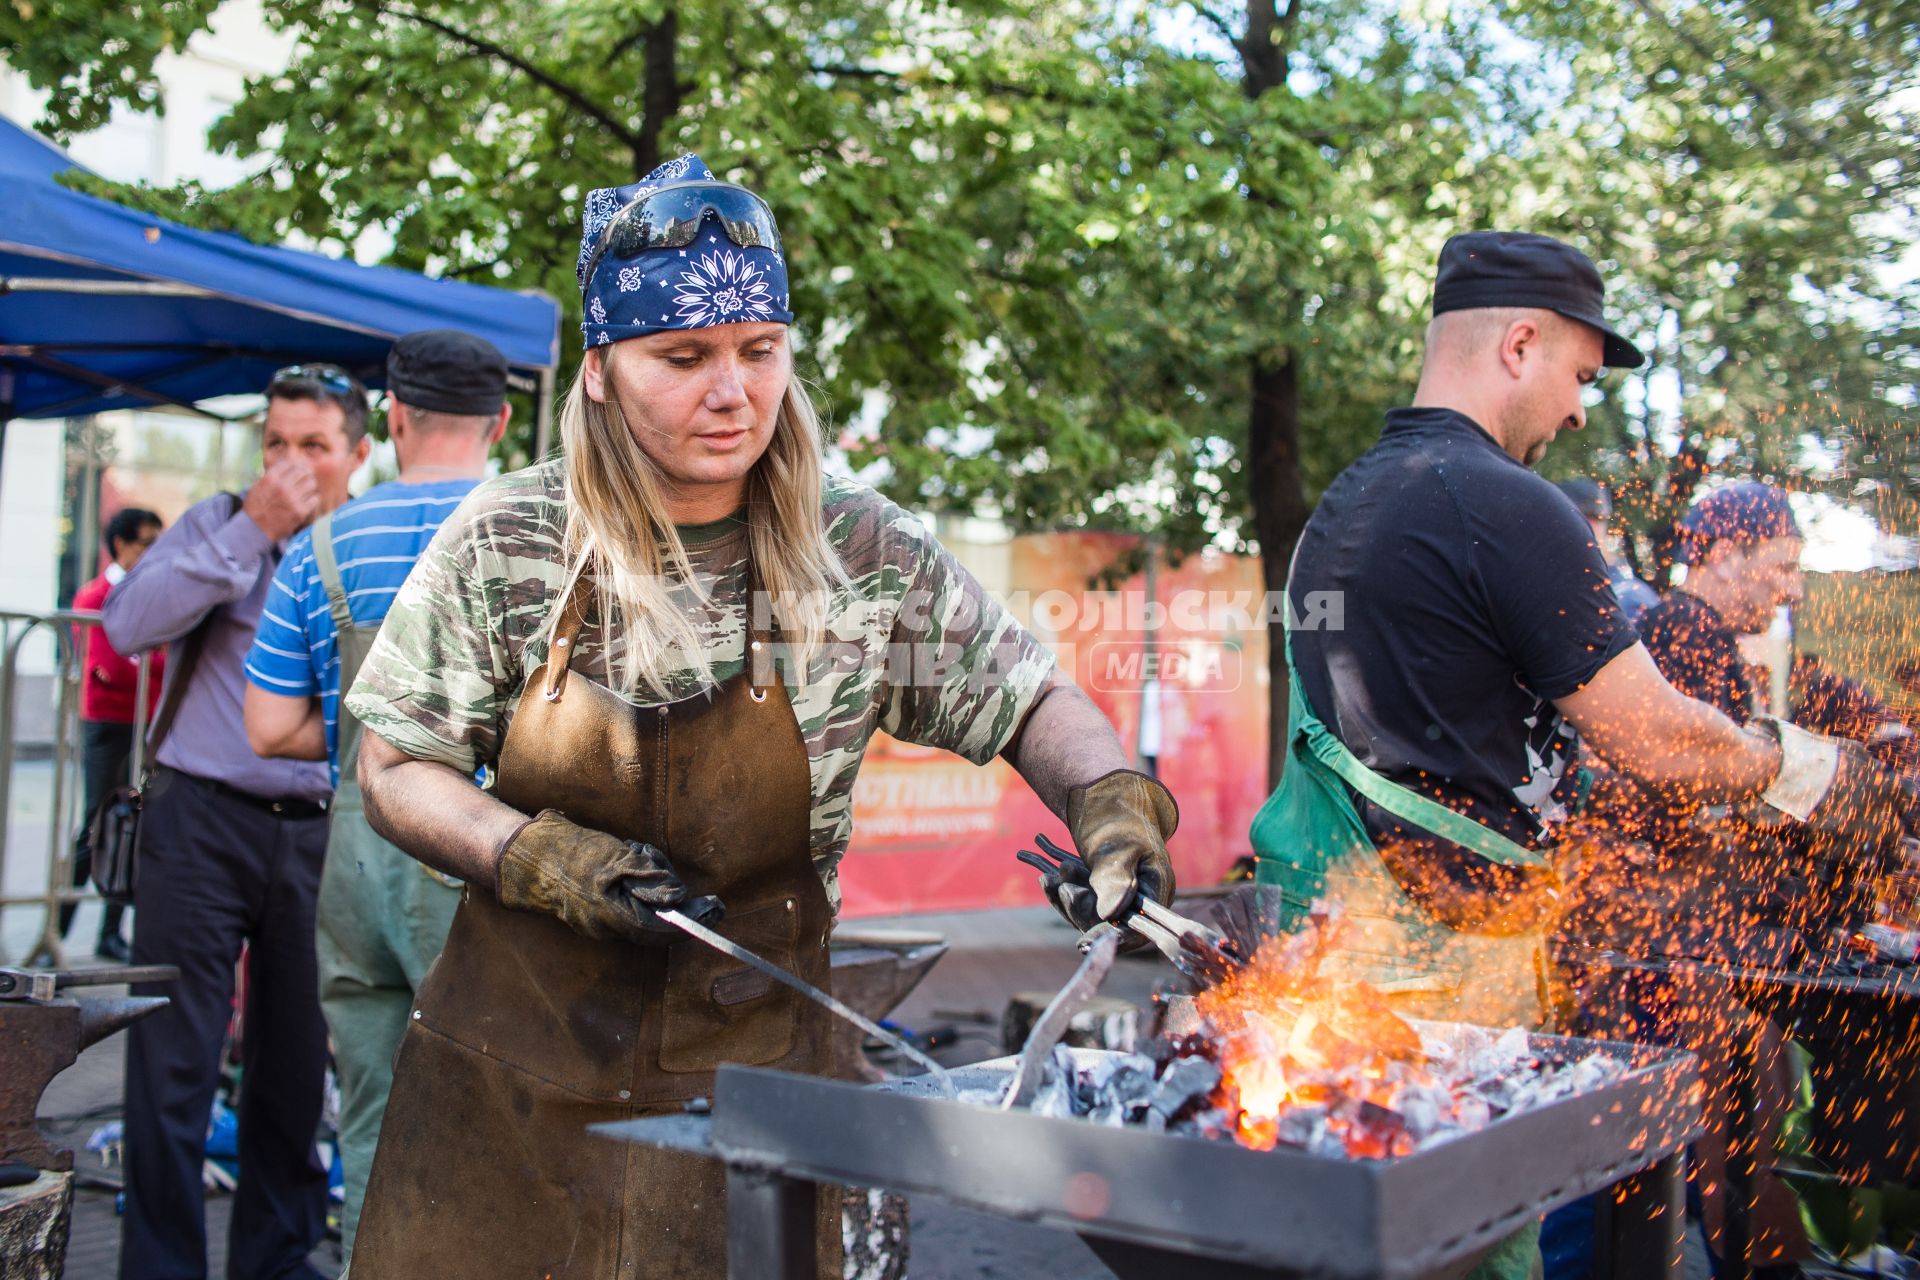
[1244,610,1559,1280]
[309,510,462,1254]
[1251,604,1556,1280]
[1251,606,1557,1029]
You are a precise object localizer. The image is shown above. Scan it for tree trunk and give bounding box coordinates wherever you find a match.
[1247,351,1309,791]
[1237,0,1304,791]
[634,8,681,178]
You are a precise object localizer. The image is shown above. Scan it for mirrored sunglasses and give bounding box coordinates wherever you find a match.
[583,181,784,293]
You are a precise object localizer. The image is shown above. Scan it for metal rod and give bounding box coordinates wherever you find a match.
[1724,1017,1758,1280]
[30,619,79,968]
[656,908,956,1098]
[724,1165,815,1280]
[0,277,221,298]
[19,348,249,421]
[534,364,555,459]
[0,616,29,958]
[0,612,110,962]
[131,651,151,781]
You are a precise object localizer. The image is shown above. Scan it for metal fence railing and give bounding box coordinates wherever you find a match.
[0,609,152,967]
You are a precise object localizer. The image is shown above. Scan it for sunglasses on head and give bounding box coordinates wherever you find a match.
[582,181,784,293]
[269,363,360,399]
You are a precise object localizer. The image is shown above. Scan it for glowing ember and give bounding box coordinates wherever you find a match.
[1007,911,1632,1160]
[1183,918,1613,1157]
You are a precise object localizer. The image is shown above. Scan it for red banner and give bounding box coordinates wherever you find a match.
[838,532,1270,917]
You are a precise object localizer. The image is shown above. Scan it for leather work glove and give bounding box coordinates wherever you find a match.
[1756,719,1920,855]
[496,809,723,944]
[1050,769,1179,933]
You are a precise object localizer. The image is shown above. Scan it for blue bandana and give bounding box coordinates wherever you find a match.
[577,154,793,348]
[1679,482,1802,562]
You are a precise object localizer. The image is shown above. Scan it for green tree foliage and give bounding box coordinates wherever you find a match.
[1500,0,1920,570]
[6,0,1915,778]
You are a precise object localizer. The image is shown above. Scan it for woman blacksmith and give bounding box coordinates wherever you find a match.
[341,155,1182,1277]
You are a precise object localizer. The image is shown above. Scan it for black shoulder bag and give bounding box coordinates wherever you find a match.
[88,493,238,903]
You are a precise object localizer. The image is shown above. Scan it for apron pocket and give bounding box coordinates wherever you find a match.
[659,896,803,1072]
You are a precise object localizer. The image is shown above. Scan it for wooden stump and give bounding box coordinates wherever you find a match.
[842,1185,909,1280]
[0,1172,71,1280]
[1001,994,1145,1055]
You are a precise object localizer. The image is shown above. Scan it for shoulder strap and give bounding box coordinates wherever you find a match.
[309,511,356,639]
[143,491,241,763]
[1281,588,1550,869]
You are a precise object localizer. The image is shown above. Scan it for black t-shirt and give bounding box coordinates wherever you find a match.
[1638,591,1754,725]
[1287,407,1639,910]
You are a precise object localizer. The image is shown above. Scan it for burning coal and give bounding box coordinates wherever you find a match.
[997,910,1630,1160]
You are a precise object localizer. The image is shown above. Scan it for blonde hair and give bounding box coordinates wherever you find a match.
[557,346,848,699]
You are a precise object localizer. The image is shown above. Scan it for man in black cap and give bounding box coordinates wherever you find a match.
[242,329,510,1252]
[1251,234,1913,1280]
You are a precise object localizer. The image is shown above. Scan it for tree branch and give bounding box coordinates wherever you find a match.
[1186,1,1242,46]
[366,2,644,154]
[810,62,904,80]
[1621,0,1875,192]
[635,7,682,176]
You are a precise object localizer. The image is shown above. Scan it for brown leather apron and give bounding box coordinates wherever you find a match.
[349,573,840,1279]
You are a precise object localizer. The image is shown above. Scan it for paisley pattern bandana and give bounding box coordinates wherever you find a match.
[577,154,794,347]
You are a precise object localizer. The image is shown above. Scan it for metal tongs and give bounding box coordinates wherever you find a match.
[1016,833,1246,984]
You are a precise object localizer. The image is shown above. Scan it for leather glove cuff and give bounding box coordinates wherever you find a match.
[1066,769,1179,918]
[1066,768,1179,840]
[495,809,689,943]
[1755,718,1840,822]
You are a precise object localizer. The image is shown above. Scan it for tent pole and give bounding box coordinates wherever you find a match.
[0,367,13,486]
[535,366,555,460]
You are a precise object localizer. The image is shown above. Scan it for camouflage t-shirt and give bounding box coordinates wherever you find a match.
[345,458,1057,903]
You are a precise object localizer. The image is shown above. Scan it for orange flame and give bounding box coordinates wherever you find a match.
[1194,922,1430,1155]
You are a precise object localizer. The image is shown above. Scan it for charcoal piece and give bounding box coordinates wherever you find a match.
[1076,1051,1156,1111]
[1470,1072,1521,1116]
[1029,1072,1079,1120]
[1029,1044,1083,1119]
[1273,1102,1331,1153]
[1087,1059,1158,1128]
[1342,1099,1414,1159]
[1389,1082,1449,1139]
[1144,1055,1223,1133]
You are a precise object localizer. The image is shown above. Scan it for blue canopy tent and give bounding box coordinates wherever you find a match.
[0,115,561,457]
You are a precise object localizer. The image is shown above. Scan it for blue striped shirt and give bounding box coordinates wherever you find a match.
[244,479,481,786]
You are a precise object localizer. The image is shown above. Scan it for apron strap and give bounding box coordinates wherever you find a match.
[1281,585,1551,870]
[541,572,592,703]
[309,512,355,639]
[541,546,778,704]
[745,557,776,703]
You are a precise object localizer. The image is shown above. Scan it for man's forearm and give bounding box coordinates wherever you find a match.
[103,501,270,653]
[256,707,327,761]
[359,732,527,885]
[1560,645,1782,798]
[1003,676,1133,817]
[243,686,327,760]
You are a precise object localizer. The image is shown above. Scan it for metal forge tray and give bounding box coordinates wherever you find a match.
[597,1034,1702,1280]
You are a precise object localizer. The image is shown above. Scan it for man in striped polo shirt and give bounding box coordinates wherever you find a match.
[243,330,510,1252]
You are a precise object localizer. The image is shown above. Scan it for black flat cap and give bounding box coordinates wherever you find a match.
[387,329,509,416]
[1433,232,1645,369]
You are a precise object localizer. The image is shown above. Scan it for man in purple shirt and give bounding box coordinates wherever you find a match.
[103,364,370,1280]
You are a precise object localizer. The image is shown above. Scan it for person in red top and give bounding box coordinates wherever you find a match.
[68,506,165,961]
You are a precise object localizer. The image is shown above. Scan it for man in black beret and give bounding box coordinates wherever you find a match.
[241,328,510,1253]
[1252,233,1915,1280]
